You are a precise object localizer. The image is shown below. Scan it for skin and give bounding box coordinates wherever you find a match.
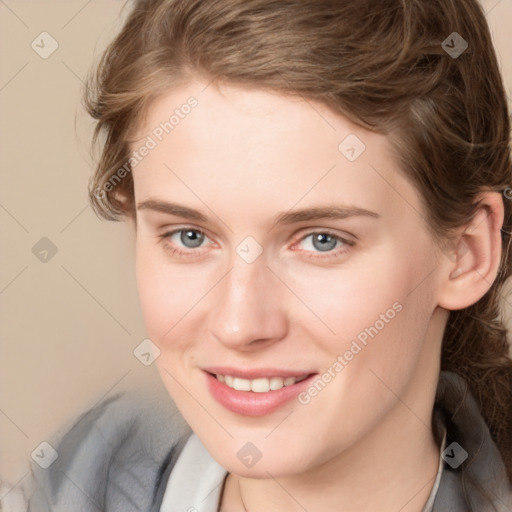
[129,77,503,511]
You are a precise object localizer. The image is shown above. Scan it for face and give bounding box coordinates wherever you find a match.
[131,78,445,478]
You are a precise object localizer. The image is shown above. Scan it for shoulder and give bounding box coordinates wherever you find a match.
[433,371,512,512]
[24,382,192,512]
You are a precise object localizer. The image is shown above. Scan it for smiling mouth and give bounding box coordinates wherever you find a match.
[214,373,310,392]
[205,370,317,416]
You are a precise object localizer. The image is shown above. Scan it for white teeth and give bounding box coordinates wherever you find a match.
[269,377,284,390]
[233,377,251,391]
[216,374,308,392]
[251,378,270,393]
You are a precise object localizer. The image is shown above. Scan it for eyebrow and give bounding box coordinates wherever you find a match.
[136,199,380,226]
[137,199,208,222]
[273,205,380,225]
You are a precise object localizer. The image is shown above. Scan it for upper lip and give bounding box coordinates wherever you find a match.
[203,366,315,380]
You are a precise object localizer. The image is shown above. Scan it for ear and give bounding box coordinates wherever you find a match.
[437,191,504,311]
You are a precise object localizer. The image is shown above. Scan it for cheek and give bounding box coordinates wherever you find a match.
[280,245,428,337]
[338,255,436,386]
[136,243,185,339]
[281,242,437,381]
[135,242,216,346]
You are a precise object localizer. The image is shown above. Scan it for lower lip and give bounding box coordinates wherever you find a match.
[205,372,316,417]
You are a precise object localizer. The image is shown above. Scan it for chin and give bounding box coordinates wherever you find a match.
[199,431,321,479]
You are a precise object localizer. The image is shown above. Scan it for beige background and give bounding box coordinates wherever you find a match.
[1,0,511,492]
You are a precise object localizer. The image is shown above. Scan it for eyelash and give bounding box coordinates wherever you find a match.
[157,227,355,261]
[295,231,355,261]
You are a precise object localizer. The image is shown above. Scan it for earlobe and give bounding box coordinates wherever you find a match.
[438,192,504,311]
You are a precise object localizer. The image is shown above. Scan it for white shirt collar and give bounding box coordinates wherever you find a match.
[160,433,228,512]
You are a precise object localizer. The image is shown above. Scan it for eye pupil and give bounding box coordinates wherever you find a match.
[312,233,337,252]
[180,229,204,248]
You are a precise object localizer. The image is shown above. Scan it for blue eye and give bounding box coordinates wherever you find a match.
[159,228,211,254]
[158,227,353,261]
[175,229,205,248]
[299,232,345,252]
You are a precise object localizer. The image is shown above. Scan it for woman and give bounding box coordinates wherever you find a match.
[24,0,512,510]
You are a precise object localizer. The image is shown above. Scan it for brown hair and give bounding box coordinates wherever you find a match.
[84,0,512,481]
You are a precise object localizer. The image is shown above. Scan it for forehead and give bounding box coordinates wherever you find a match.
[130,79,426,227]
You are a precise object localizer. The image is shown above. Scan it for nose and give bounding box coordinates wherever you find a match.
[207,255,289,351]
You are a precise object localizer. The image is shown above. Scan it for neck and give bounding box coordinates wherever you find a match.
[225,410,440,512]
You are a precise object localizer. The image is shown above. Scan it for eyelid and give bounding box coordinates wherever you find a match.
[158,225,216,253]
[290,227,356,247]
[158,225,355,260]
[288,229,355,262]
[158,224,211,239]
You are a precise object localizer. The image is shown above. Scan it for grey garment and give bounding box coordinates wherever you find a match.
[24,383,192,512]
[159,434,228,512]
[432,372,512,511]
[23,371,511,512]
